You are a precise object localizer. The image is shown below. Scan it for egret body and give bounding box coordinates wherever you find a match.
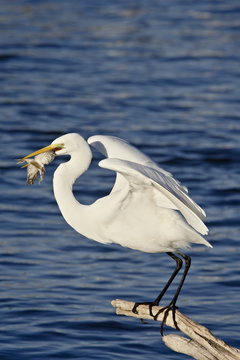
[20,133,211,333]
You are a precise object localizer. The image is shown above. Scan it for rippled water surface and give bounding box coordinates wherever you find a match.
[1,1,240,359]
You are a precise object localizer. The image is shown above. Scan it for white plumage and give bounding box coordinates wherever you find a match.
[51,133,211,252]
[20,132,212,333]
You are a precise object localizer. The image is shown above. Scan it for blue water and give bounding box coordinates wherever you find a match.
[1,1,240,359]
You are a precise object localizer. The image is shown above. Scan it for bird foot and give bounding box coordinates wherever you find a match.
[153,302,179,335]
[132,301,159,318]
[132,301,179,335]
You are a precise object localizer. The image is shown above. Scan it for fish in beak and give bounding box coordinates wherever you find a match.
[18,143,64,184]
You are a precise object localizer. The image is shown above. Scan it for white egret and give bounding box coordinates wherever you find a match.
[20,133,211,334]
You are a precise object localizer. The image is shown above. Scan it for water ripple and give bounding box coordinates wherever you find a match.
[1,0,240,359]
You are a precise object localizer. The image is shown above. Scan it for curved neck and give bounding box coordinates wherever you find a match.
[53,144,93,236]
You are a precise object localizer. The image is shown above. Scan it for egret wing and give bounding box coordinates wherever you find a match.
[88,135,189,196]
[88,135,157,167]
[99,158,208,235]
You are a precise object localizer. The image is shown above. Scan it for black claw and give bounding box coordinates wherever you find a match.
[159,303,179,336]
[132,303,139,314]
[132,301,158,317]
[133,301,180,335]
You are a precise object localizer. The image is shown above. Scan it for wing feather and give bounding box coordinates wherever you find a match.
[99,158,208,235]
[88,135,190,197]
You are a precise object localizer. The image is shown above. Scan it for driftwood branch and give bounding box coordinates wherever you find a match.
[111,299,240,360]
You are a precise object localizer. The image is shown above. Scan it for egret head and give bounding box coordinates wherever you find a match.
[51,133,86,156]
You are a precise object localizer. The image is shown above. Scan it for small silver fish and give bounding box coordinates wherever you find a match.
[18,150,56,184]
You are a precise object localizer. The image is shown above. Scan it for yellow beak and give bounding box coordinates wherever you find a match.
[19,143,64,162]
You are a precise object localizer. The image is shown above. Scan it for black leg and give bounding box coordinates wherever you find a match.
[132,252,183,316]
[153,253,183,306]
[158,252,191,335]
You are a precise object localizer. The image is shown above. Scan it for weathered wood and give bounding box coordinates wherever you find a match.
[111,299,240,360]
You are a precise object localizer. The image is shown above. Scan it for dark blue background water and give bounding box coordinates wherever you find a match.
[1,1,240,359]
